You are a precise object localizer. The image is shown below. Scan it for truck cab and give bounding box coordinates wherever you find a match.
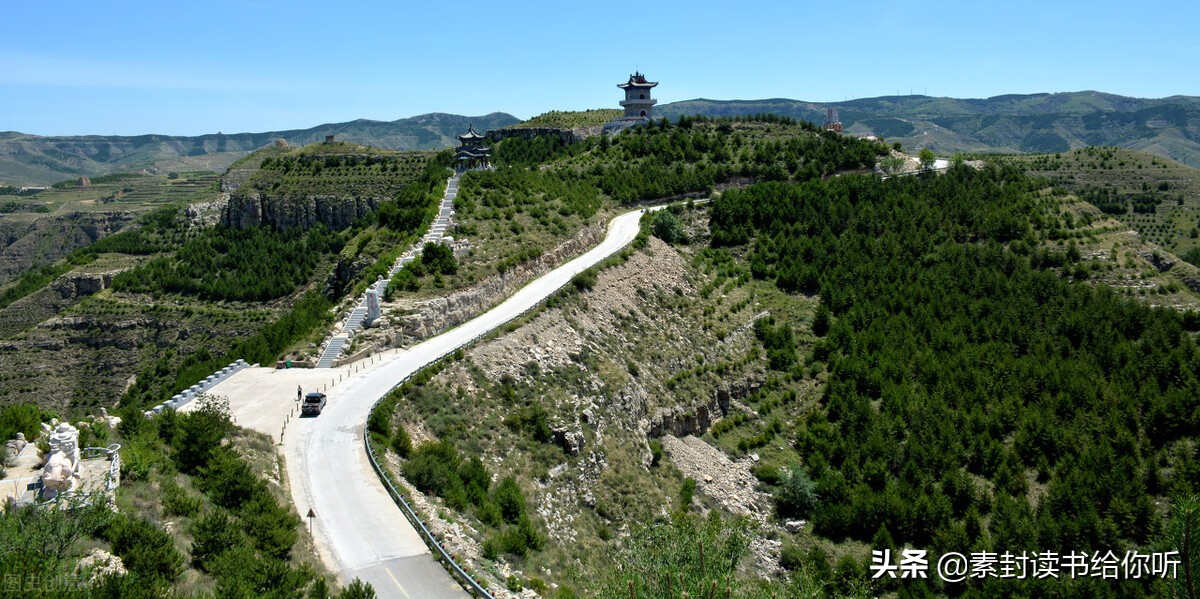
[302,392,327,415]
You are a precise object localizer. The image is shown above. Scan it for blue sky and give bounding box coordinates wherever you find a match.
[2,0,1197,136]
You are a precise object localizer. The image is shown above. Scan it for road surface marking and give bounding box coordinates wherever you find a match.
[386,567,410,598]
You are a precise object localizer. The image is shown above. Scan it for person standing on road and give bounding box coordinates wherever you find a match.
[297,385,302,401]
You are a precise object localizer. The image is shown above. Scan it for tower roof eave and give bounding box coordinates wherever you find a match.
[618,71,657,89]
[618,80,658,89]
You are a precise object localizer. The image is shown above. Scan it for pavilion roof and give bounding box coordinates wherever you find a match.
[458,124,486,141]
[618,71,658,89]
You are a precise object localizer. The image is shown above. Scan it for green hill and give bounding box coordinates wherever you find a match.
[1001,147,1200,255]
[512,109,622,129]
[0,112,518,186]
[658,92,1200,167]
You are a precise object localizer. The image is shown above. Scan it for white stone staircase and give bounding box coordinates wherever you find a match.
[316,335,349,368]
[344,305,367,331]
[315,173,460,367]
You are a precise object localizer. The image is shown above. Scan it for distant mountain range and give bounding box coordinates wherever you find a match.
[5,91,1200,186]
[658,92,1200,168]
[0,112,520,185]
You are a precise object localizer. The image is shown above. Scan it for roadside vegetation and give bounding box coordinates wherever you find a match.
[370,360,546,561]
[0,396,378,597]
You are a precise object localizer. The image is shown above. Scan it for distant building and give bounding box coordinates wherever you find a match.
[824,107,843,134]
[324,135,335,144]
[604,72,659,134]
[619,72,658,119]
[454,124,491,170]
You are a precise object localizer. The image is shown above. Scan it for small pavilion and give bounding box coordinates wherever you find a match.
[454,124,491,170]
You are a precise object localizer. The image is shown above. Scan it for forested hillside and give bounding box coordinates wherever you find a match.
[431,116,885,291]
[1005,147,1200,258]
[709,166,1200,596]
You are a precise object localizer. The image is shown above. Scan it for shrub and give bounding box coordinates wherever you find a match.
[679,477,697,508]
[173,398,233,474]
[403,441,462,498]
[498,514,543,556]
[119,436,164,482]
[161,479,202,517]
[779,542,806,571]
[651,210,689,244]
[104,515,184,583]
[648,439,663,467]
[494,476,526,523]
[208,545,315,597]
[477,499,504,527]
[190,510,243,570]
[419,242,457,275]
[385,266,420,297]
[776,465,818,518]
[481,537,500,560]
[571,269,597,292]
[458,456,490,507]
[367,401,393,437]
[238,492,300,560]
[197,447,267,509]
[812,303,831,337]
[390,423,412,458]
[503,405,553,443]
[751,464,782,486]
[0,404,43,445]
[506,575,523,592]
[340,577,378,599]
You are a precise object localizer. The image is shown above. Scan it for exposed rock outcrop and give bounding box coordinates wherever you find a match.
[644,381,757,438]
[52,272,116,300]
[222,191,384,231]
[552,426,585,456]
[1140,249,1178,272]
[76,549,126,584]
[488,127,577,145]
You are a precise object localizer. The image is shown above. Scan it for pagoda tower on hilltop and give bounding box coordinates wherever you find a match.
[604,71,660,133]
[618,72,658,119]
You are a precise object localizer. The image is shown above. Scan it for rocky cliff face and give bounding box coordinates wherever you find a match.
[52,272,116,300]
[221,191,383,231]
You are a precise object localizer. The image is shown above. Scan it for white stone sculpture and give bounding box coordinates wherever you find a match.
[49,422,81,470]
[41,451,77,497]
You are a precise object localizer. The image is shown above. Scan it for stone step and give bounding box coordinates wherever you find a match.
[316,335,348,368]
[315,174,459,370]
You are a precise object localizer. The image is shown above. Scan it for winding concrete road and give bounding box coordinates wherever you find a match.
[280,207,651,598]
